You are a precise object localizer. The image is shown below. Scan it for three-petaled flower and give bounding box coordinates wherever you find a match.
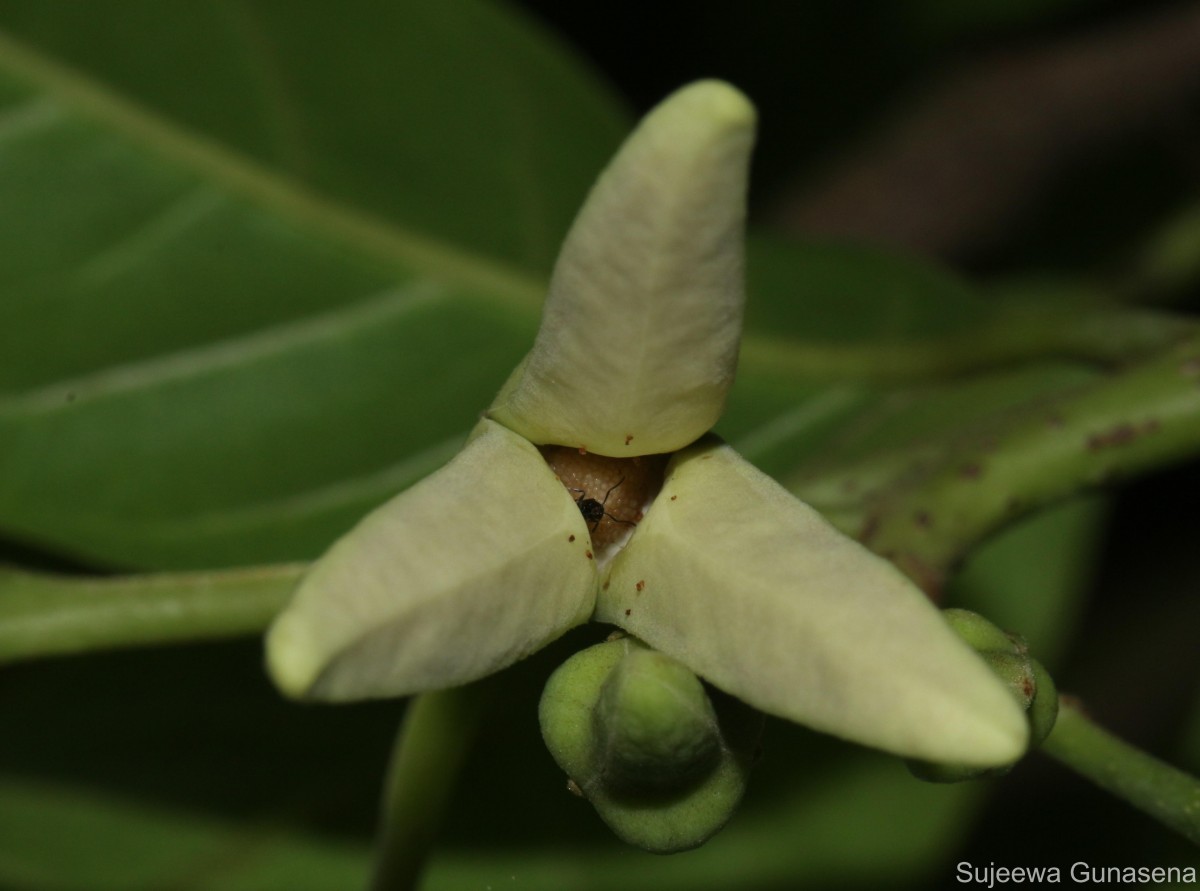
[265,81,1027,769]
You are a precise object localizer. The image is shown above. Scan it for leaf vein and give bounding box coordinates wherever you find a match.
[0,281,447,414]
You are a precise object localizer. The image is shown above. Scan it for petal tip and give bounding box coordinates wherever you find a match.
[917,664,1032,767]
[971,691,1033,764]
[673,79,756,131]
[264,613,320,700]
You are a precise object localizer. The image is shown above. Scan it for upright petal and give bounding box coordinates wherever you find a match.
[267,419,597,700]
[596,438,1029,766]
[489,80,754,456]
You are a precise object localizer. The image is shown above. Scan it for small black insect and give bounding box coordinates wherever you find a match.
[570,477,636,534]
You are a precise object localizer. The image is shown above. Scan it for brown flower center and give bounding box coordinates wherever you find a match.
[541,446,669,552]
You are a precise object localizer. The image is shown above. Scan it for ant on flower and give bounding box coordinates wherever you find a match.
[569,478,637,534]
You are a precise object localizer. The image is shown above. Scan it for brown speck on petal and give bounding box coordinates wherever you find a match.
[568,534,575,543]
[585,550,594,560]
[624,608,632,617]
[635,580,645,592]
[624,434,634,446]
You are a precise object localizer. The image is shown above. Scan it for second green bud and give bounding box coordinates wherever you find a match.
[908,609,1058,783]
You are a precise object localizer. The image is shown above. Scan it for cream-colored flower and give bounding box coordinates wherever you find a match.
[265,81,1027,767]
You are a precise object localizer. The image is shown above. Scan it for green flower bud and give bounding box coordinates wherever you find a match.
[594,645,722,794]
[539,636,762,853]
[1027,657,1059,748]
[942,607,1023,654]
[907,609,1059,783]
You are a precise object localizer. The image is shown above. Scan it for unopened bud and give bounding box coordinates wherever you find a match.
[594,645,722,794]
[539,636,762,852]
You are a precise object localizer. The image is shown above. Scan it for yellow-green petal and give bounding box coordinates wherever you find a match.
[489,80,754,456]
[266,419,597,701]
[596,438,1030,766]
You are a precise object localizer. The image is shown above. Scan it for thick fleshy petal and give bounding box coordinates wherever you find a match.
[489,80,754,456]
[596,438,1029,766]
[266,419,597,700]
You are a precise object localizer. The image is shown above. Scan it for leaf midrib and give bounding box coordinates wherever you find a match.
[0,26,548,315]
[0,281,446,414]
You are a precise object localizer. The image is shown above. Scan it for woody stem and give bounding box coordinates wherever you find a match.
[800,336,1200,595]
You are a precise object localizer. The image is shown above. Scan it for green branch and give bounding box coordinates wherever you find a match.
[825,336,1200,594]
[370,686,487,891]
[0,563,304,663]
[742,302,1195,382]
[1041,698,1200,846]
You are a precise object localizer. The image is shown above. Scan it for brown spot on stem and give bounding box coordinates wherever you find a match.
[914,510,933,529]
[1085,418,1161,451]
[859,512,881,544]
[1086,422,1138,450]
[890,552,945,602]
[959,462,983,480]
[1180,357,1200,377]
[1047,413,1065,429]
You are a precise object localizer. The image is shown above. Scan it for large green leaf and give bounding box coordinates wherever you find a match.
[0,1,1161,577]
[0,1,625,568]
[0,0,629,276]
